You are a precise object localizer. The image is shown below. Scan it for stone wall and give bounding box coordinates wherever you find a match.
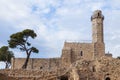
[68,57,120,80]
[11,41,105,70]
[11,58,61,70]
[0,73,8,80]
[95,57,120,80]
[0,69,59,80]
[93,42,105,58]
[3,57,120,80]
[62,42,94,62]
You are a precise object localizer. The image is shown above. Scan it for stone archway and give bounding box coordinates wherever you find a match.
[105,77,110,80]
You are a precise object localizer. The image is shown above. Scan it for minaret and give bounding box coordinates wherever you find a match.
[91,10,104,43]
[91,10,105,58]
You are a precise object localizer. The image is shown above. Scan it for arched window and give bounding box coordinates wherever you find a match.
[105,77,110,80]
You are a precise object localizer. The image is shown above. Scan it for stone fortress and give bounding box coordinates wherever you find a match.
[0,10,120,80]
[11,10,106,70]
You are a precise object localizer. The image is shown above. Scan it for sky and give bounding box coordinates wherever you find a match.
[0,0,120,69]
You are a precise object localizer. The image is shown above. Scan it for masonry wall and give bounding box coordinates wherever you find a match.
[94,42,105,58]
[11,58,61,70]
[0,69,58,80]
[62,42,94,63]
[3,57,120,80]
[61,47,72,67]
[11,58,25,69]
[32,58,61,70]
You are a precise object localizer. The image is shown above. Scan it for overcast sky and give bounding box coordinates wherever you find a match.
[0,0,120,69]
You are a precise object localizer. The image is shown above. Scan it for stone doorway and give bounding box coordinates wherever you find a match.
[105,77,110,80]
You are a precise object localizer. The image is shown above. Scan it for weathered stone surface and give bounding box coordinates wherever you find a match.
[1,57,120,80]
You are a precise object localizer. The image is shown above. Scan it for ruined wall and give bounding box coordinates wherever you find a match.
[68,57,120,80]
[2,57,120,80]
[94,57,120,80]
[11,58,61,70]
[0,69,58,80]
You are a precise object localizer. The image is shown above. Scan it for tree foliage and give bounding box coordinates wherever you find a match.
[117,56,120,59]
[0,46,14,68]
[8,29,39,69]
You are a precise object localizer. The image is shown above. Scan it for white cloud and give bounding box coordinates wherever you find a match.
[0,0,31,21]
[13,50,26,58]
[0,62,5,69]
[0,0,120,58]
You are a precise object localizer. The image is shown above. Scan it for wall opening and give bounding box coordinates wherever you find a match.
[60,76,68,80]
[98,13,100,16]
[92,66,96,72]
[105,77,110,80]
[80,51,83,56]
[40,66,43,69]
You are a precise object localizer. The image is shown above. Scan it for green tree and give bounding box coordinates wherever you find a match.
[8,29,39,69]
[0,46,14,68]
[117,56,120,59]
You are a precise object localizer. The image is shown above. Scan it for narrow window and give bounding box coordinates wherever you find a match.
[92,66,96,72]
[98,13,100,16]
[80,51,83,56]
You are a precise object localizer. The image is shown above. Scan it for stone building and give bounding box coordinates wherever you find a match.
[11,10,107,70]
[1,10,120,80]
